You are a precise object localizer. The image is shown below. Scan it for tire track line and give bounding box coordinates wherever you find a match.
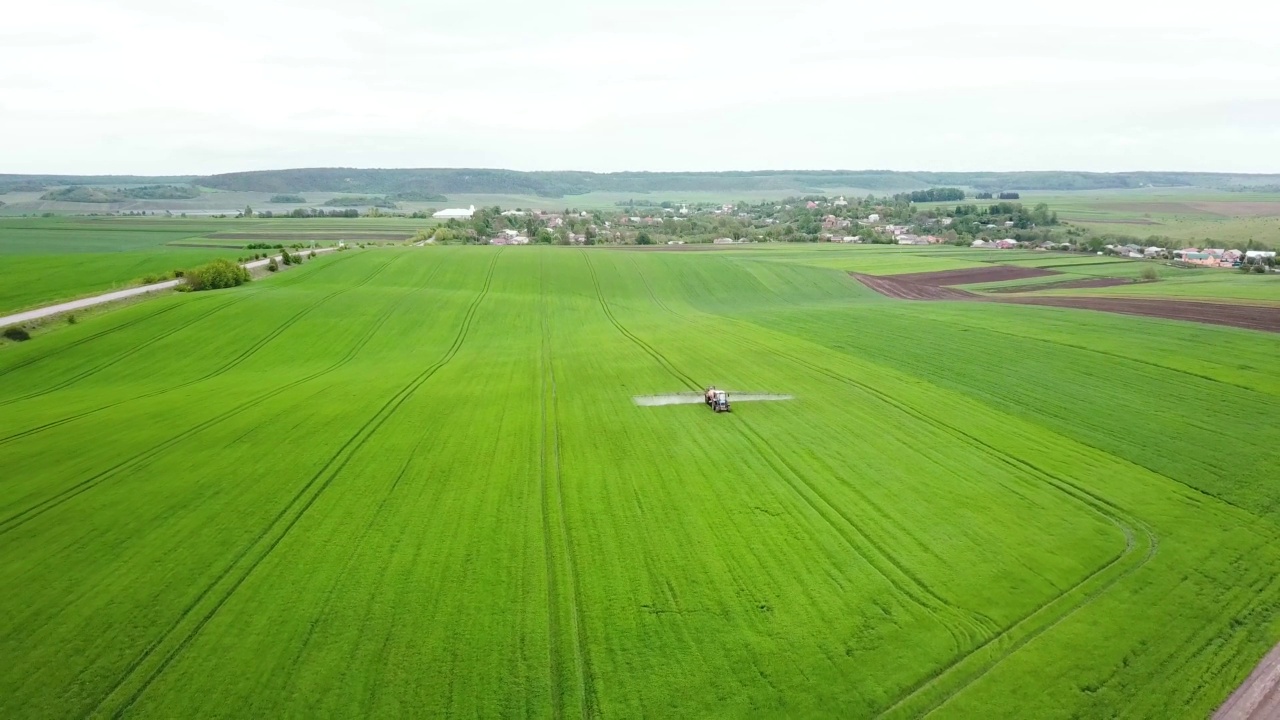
[603,256,981,651]
[545,295,600,720]
[0,254,412,535]
[90,251,502,719]
[582,253,699,390]
[541,253,600,719]
[0,253,397,447]
[626,258,991,640]
[0,294,250,407]
[627,265,1159,715]
[539,255,567,720]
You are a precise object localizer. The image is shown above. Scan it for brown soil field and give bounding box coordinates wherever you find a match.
[890,266,1060,286]
[987,277,1136,293]
[1000,296,1280,333]
[851,272,1280,333]
[205,232,413,240]
[851,274,980,300]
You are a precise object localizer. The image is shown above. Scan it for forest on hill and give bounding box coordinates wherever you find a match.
[4,169,1280,199]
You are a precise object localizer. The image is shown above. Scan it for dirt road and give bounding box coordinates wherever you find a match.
[1215,643,1280,719]
[0,248,334,330]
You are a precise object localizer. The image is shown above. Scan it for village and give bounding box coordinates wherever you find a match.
[422,195,1277,270]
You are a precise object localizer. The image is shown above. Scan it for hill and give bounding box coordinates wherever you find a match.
[7,169,1280,200]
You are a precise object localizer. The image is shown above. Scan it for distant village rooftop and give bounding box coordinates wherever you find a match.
[433,204,476,219]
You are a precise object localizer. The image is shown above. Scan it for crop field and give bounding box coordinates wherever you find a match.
[0,217,420,313]
[2,247,1280,717]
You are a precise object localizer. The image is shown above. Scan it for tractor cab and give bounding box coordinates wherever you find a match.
[710,390,731,413]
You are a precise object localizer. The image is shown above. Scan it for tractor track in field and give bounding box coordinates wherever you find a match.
[89,251,503,719]
[0,294,250,408]
[0,302,185,377]
[540,253,599,719]
[687,320,1154,715]
[626,258,995,646]
[582,253,699,390]
[539,257,567,720]
[0,253,394,447]
[611,257,993,651]
[0,254,409,534]
[628,260,1161,716]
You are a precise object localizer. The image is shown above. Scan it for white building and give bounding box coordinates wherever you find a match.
[433,205,476,219]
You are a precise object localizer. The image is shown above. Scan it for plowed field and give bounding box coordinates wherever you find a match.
[852,268,1280,333]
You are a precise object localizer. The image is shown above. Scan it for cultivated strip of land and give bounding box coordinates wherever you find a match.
[850,270,1280,333]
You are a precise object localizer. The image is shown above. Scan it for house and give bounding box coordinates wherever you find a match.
[666,240,685,245]
[501,209,526,217]
[841,236,861,243]
[896,235,929,245]
[1245,250,1276,259]
[433,204,475,219]
[866,213,880,222]
[972,240,996,248]
[1182,252,1215,266]
[939,217,953,226]
[995,239,1018,249]
[1004,221,1015,227]
[1143,246,1163,257]
[712,237,737,244]
[806,201,819,210]
[833,196,848,207]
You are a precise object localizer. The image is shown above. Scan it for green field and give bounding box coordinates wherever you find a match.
[2,247,1279,717]
[0,217,421,313]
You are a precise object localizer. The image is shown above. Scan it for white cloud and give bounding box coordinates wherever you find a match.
[2,0,1277,174]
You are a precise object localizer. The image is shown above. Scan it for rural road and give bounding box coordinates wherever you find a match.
[1215,643,1280,720]
[0,248,335,330]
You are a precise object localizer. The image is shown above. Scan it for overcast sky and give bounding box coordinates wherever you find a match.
[3,0,1278,175]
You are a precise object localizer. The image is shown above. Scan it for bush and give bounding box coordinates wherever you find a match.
[281,251,294,266]
[267,258,279,272]
[186,259,251,291]
[1140,265,1160,281]
[3,327,31,342]
[1254,264,1266,274]
[67,314,77,325]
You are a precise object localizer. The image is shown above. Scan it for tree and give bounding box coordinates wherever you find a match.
[186,259,251,290]
[267,258,279,272]
[244,205,253,218]
[636,231,653,245]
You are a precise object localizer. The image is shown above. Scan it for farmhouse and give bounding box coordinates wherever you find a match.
[433,205,475,219]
